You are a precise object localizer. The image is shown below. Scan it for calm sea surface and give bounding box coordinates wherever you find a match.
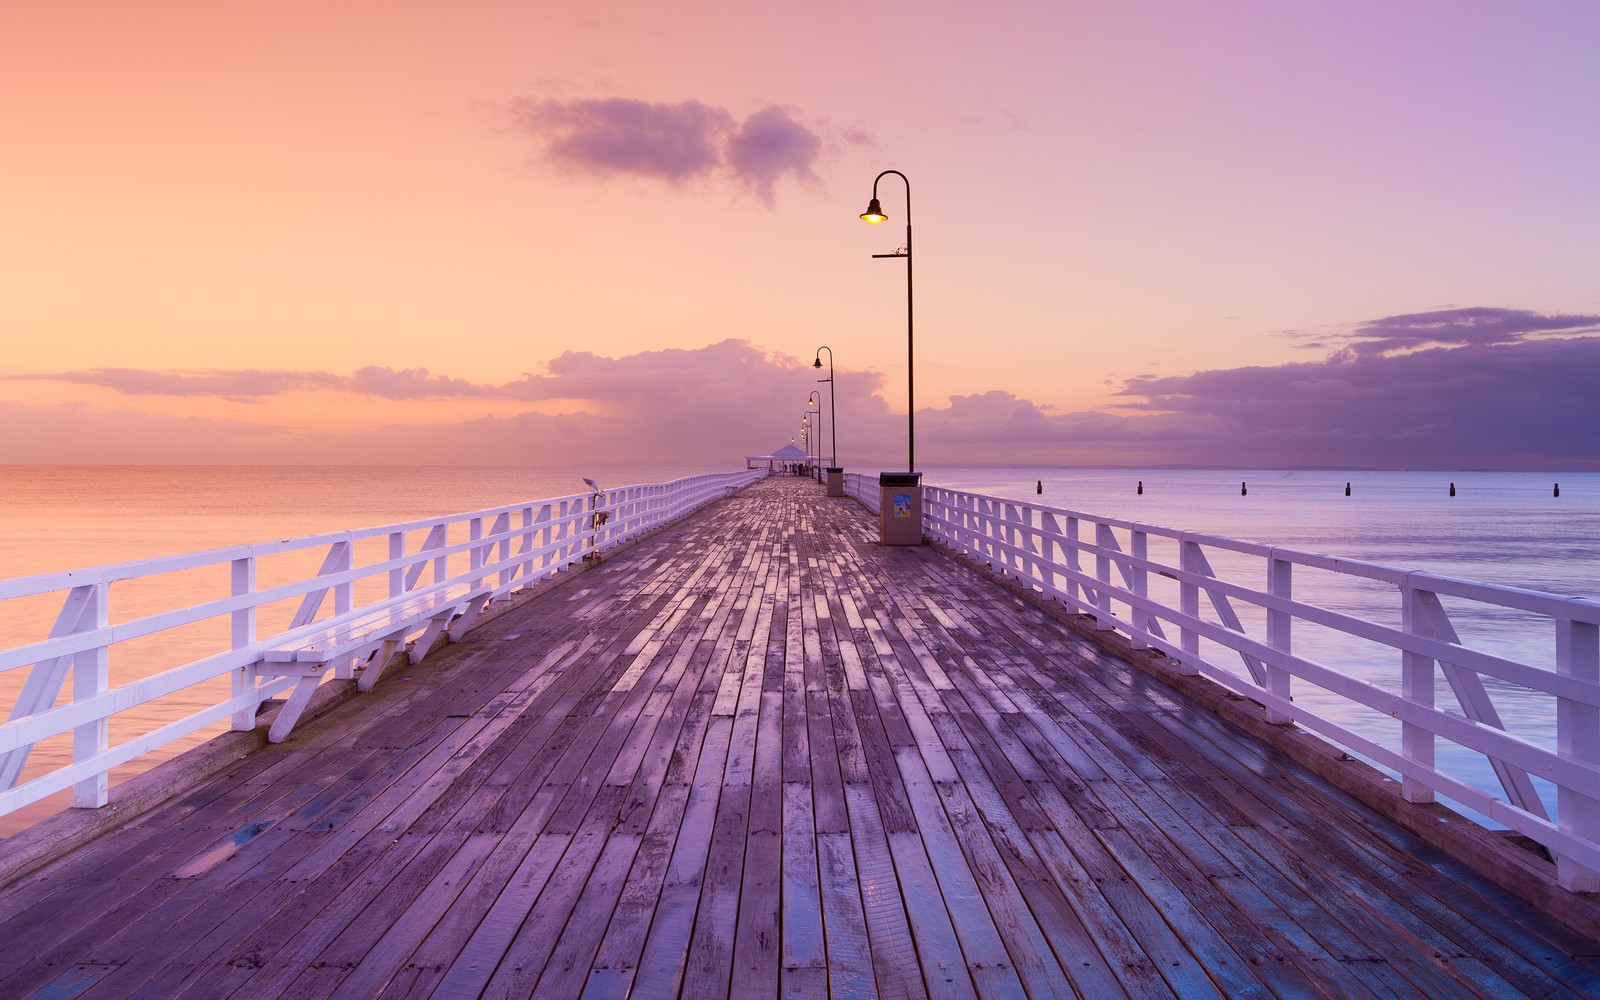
[3,464,1597,835]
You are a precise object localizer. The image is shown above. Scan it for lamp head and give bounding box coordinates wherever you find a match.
[812,356,822,369]
[860,198,887,224]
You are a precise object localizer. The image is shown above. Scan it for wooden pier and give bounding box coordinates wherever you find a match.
[1,475,1597,997]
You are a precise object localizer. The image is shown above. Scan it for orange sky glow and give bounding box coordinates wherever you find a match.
[5,1,1599,469]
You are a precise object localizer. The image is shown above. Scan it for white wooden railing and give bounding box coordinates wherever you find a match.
[843,471,880,511]
[0,470,762,823]
[921,485,1600,891]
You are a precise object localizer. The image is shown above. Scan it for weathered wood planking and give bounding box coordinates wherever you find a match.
[2,475,1598,999]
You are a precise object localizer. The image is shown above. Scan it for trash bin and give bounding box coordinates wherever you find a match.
[878,472,923,546]
[826,467,845,497]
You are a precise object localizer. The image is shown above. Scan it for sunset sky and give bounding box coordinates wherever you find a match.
[4,1,1598,470]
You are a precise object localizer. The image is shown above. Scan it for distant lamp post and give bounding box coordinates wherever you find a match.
[813,346,837,470]
[861,169,923,545]
[808,391,824,482]
[860,169,914,474]
[800,412,812,476]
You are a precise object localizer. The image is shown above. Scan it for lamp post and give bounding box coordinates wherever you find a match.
[860,169,913,474]
[812,346,836,470]
[861,169,923,545]
[807,391,824,482]
[800,412,812,476]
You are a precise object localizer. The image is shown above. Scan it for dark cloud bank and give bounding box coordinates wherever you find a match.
[6,308,1599,470]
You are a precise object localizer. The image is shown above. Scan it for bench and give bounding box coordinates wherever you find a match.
[258,582,493,742]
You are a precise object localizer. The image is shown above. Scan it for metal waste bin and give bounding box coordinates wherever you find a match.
[878,472,923,546]
[826,467,845,497]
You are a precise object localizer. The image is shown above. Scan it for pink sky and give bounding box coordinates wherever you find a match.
[4,2,1599,469]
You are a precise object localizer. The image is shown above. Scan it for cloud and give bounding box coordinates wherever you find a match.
[1336,306,1600,357]
[0,399,292,464]
[1113,314,1600,469]
[0,341,901,466]
[725,106,821,205]
[512,97,732,181]
[4,366,503,401]
[7,309,1599,470]
[347,366,492,400]
[508,96,829,203]
[0,368,344,402]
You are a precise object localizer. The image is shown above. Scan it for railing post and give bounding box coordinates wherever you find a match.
[1093,523,1116,631]
[1264,556,1293,724]
[72,581,110,808]
[1065,515,1081,609]
[2,584,99,790]
[469,515,485,589]
[1129,529,1149,649]
[517,506,535,584]
[1400,585,1437,803]
[432,525,448,584]
[1555,617,1600,891]
[403,525,449,593]
[1040,513,1064,600]
[1022,507,1042,585]
[290,538,354,628]
[533,503,555,570]
[388,531,405,599]
[1179,540,1201,675]
[1003,503,1020,574]
[494,512,513,590]
[332,537,356,680]
[231,555,258,731]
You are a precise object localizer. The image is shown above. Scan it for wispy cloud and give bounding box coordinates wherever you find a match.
[508,96,830,205]
[0,368,345,402]
[4,366,503,401]
[1335,306,1600,357]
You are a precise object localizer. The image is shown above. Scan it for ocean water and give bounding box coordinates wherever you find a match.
[922,466,1600,599]
[0,463,710,834]
[3,464,1597,836]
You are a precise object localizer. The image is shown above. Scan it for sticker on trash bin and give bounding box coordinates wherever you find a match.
[892,493,913,517]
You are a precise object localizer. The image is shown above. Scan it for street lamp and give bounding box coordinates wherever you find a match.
[800,412,812,476]
[861,169,914,474]
[861,169,923,545]
[813,346,837,471]
[807,391,823,482]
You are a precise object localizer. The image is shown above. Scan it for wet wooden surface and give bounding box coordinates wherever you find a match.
[2,475,1598,998]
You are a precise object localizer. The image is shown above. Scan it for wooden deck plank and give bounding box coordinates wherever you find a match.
[843,781,932,1000]
[1050,649,1568,996]
[5,476,1599,999]
[816,829,879,999]
[730,689,785,994]
[781,780,826,975]
[628,710,732,997]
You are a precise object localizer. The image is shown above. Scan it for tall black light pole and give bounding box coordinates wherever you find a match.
[813,346,836,469]
[861,169,913,473]
[807,391,824,482]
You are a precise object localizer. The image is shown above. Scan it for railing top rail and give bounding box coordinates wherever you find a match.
[0,488,609,601]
